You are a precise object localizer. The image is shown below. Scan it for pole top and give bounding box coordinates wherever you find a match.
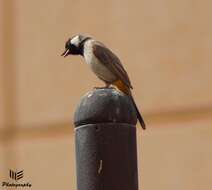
[74,88,137,127]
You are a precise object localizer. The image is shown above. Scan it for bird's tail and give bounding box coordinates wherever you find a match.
[113,80,146,129]
[130,96,146,130]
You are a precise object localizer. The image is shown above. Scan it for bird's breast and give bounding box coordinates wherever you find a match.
[83,41,117,82]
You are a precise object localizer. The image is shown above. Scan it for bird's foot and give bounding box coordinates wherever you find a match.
[93,86,115,90]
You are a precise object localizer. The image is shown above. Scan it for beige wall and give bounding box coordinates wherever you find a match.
[0,0,4,127]
[0,0,212,189]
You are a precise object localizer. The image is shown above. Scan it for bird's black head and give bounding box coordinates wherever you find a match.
[61,35,91,57]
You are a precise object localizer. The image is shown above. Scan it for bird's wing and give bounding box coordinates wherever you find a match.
[93,43,133,89]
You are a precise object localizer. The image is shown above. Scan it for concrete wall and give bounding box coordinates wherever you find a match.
[0,0,212,189]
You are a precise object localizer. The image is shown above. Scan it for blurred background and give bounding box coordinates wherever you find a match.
[0,0,212,189]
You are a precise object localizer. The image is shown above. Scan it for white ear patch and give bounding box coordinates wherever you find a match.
[70,35,80,47]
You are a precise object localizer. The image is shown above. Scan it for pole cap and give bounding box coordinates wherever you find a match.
[74,88,137,127]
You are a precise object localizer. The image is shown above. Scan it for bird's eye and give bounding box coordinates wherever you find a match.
[65,41,70,49]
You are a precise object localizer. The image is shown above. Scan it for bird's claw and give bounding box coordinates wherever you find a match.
[93,86,115,90]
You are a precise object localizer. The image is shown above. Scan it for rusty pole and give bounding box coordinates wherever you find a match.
[74,88,139,190]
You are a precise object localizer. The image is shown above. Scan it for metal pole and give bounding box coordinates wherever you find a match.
[74,88,139,190]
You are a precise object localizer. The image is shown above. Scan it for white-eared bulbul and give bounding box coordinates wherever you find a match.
[61,34,146,129]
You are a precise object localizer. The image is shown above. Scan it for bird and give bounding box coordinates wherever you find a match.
[61,34,146,129]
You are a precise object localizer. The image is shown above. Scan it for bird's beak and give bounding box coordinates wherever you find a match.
[61,48,70,57]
